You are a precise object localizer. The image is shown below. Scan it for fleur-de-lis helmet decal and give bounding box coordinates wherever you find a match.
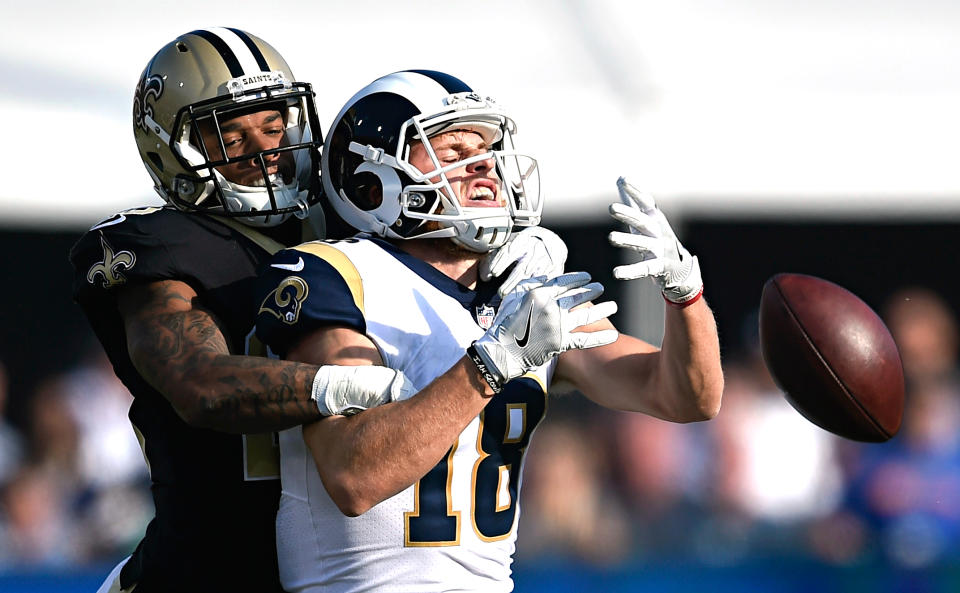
[133,74,164,133]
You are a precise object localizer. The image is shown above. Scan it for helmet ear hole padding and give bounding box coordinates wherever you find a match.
[350,161,403,225]
[346,171,383,211]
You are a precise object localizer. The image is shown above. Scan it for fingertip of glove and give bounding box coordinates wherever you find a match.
[582,281,606,296]
[595,299,618,317]
[600,329,620,346]
[562,271,593,286]
[609,230,639,248]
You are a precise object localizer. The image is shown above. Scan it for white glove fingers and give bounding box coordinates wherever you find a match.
[509,274,549,296]
[613,259,666,281]
[555,282,606,310]
[480,231,534,280]
[497,250,551,296]
[610,204,670,243]
[542,271,592,292]
[616,177,657,212]
[567,328,620,350]
[568,300,619,329]
[489,241,539,277]
[608,231,665,256]
[608,203,654,230]
[479,248,509,281]
[496,264,528,296]
[482,226,568,284]
[622,219,661,240]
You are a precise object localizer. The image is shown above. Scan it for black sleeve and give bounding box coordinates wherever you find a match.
[70,207,190,302]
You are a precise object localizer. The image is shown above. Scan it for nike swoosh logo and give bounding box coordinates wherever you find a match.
[271,257,305,272]
[515,307,534,348]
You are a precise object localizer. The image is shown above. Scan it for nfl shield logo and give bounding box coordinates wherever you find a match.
[476,305,496,329]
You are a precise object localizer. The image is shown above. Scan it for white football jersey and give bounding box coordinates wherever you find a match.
[256,237,552,593]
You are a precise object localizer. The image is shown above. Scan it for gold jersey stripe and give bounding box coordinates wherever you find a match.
[293,242,365,315]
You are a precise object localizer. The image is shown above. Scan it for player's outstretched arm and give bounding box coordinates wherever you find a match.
[555,178,723,422]
[119,279,408,433]
[556,300,722,421]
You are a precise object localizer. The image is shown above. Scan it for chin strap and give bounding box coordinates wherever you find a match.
[225,181,307,228]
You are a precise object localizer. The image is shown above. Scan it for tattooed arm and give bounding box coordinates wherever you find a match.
[118,279,322,433]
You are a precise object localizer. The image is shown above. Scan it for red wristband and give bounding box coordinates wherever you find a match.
[664,286,704,309]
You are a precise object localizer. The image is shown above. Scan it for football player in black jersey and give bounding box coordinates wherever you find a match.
[69,28,424,593]
[71,29,568,593]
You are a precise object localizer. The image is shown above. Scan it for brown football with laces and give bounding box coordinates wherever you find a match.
[759,273,904,442]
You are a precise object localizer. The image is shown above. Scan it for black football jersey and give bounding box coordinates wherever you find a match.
[69,205,311,592]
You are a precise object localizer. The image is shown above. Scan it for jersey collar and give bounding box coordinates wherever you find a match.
[368,236,502,311]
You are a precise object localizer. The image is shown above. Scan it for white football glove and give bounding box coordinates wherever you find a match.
[480,226,568,297]
[608,177,703,305]
[470,272,619,390]
[311,365,416,416]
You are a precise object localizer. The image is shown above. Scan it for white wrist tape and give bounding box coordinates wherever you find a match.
[311,365,416,417]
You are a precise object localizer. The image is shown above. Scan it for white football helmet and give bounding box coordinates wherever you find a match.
[133,27,322,227]
[321,70,542,252]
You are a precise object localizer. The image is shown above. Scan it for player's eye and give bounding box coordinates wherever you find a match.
[436,151,459,164]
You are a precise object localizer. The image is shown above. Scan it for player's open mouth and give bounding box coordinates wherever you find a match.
[472,187,495,200]
[465,181,500,206]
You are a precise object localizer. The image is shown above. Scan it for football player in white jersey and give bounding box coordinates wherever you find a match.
[255,70,723,592]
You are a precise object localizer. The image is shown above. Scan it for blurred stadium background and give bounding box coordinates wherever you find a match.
[2,1,960,591]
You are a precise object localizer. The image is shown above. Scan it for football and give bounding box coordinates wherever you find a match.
[758,273,904,442]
